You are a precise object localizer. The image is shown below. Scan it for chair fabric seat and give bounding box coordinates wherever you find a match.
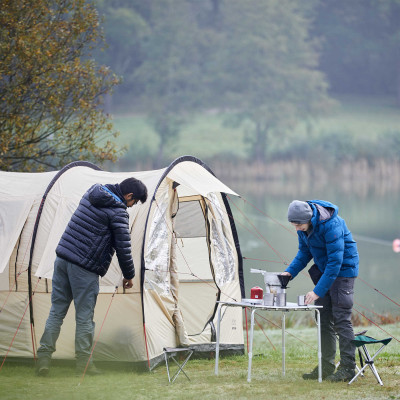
[351,335,392,347]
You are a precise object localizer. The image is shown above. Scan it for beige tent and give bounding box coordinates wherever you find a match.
[0,157,245,368]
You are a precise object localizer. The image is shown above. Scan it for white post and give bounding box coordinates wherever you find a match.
[316,309,322,383]
[215,305,222,375]
[282,312,286,376]
[247,308,256,382]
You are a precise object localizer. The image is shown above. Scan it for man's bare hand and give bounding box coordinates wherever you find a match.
[123,278,133,289]
[305,291,319,305]
[281,271,292,277]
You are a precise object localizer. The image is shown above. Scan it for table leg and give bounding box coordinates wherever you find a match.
[215,305,222,375]
[247,308,256,382]
[315,309,322,383]
[282,312,286,376]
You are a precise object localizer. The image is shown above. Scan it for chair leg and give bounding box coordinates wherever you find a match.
[349,364,369,385]
[170,353,192,383]
[357,348,365,377]
[363,346,384,386]
[164,349,194,384]
[164,351,172,383]
[349,344,386,386]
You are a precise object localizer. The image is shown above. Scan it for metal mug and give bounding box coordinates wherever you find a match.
[275,292,286,307]
[263,293,274,306]
[297,295,306,306]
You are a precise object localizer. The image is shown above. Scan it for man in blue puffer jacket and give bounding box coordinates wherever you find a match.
[282,199,359,382]
[36,177,147,377]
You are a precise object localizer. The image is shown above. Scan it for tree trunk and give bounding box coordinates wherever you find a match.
[397,53,400,108]
[154,137,165,169]
[252,123,267,164]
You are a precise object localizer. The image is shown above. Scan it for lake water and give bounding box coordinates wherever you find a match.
[224,178,400,318]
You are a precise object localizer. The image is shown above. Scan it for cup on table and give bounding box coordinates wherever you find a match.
[275,292,286,306]
[263,293,274,306]
[297,295,306,306]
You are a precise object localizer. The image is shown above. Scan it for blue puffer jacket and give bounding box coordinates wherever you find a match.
[56,183,135,279]
[285,200,359,298]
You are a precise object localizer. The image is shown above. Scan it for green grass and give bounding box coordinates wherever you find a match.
[1,323,399,400]
[111,111,246,161]
[313,95,400,139]
[108,95,400,164]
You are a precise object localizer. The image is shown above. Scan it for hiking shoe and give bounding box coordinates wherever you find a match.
[326,367,355,382]
[36,357,50,377]
[76,363,102,377]
[302,364,335,380]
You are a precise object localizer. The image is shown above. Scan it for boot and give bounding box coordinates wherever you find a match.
[76,361,102,376]
[302,364,335,380]
[326,365,355,382]
[36,357,51,377]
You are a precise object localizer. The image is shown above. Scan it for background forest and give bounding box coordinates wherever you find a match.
[94,0,400,178]
[2,0,400,176]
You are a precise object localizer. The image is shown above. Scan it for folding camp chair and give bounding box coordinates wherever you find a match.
[163,347,194,384]
[348,334,392,386]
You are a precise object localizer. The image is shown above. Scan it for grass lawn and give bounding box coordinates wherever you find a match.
[1,323,399,400]
[111,111,247,162]
[109,95,400,165]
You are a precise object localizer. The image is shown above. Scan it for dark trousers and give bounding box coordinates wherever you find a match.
[315,276,356,370]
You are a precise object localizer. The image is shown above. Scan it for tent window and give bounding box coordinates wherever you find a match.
[207,193,235,286]
[174,201,206,238]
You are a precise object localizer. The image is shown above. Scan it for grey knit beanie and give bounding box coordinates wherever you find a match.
[287,200,312,224]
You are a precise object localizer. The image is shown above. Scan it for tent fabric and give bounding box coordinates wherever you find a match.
[0,171,58,274]
[0,156,245,367]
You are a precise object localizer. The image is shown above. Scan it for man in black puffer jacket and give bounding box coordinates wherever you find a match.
[36,178,147,377]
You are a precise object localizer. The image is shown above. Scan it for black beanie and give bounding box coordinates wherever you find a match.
[119,178,148,203]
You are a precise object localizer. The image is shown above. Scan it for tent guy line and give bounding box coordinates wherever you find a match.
[227,196,289,264]
[254,312,313,349]
[352,308,399,343]
[78,286,118,386]
[0,267,28,313]
[0,277,41,372]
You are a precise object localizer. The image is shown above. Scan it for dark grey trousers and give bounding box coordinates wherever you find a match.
[315,276,356,370]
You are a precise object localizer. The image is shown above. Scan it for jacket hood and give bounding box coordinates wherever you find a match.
[308,199,338,226]
[88,184,126,208]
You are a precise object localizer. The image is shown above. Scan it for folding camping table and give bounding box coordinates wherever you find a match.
[214,300,323,383]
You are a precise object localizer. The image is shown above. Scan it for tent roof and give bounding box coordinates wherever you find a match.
[0,157,239,274]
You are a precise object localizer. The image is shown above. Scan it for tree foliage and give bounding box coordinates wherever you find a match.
[313,0,400,99]
[94,0,149,98]
[133,0,207,167]
[0,0,122,171]
[93,0,334,164]
[216,0,333,162]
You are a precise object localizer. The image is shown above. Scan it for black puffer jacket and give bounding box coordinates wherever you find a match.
[56,183,135,279]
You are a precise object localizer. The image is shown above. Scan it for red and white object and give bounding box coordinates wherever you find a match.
[250,286,263,300]
[393,238,400,253]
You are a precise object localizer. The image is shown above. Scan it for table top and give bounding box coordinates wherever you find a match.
[217,300,323,311]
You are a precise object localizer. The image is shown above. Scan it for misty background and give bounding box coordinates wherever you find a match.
[90,0,400,316]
